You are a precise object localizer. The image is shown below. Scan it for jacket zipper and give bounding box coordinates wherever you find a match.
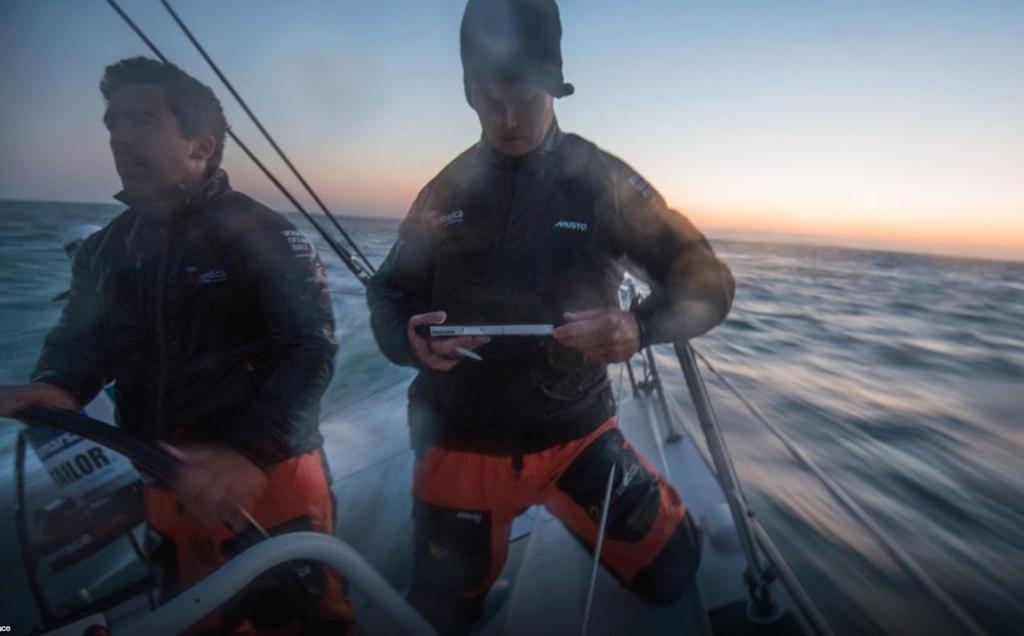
[153,226,169,441]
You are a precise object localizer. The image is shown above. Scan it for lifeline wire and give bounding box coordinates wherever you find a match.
[580,463,616,636]
[160,0,376,277]
[692,347,989,636]
[106,0,373,286]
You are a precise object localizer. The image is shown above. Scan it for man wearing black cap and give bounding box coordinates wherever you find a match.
[367,0,735,632]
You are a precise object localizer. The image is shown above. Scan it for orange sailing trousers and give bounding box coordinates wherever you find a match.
[410,419,701,633]
[144,450,354,635]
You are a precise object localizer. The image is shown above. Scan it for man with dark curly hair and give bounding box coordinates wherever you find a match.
[0,57,352,634]
[368,0,735,632]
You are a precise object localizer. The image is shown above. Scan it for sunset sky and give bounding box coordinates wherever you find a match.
[1,1,1021,260]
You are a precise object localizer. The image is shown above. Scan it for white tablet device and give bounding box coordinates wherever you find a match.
[418,324,555,337]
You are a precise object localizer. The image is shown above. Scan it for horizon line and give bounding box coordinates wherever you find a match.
[3,195,1022,266]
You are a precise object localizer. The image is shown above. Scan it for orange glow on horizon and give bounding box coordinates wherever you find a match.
[225,158,1024,262]
[677,199,1024,260]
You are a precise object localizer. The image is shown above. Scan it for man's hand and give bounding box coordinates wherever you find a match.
[161,443,268,529]
[0,382,79,418]
[407,311,490,371]
[553,308,641,364]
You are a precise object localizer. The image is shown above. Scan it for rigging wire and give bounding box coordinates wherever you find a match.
[691,346,989,636]
[159,0,376,277]
[580,463,616,636]
[105,0,372,286]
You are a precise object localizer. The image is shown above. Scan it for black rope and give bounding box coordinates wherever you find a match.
[106,0,371,287]
[160,0,377,276]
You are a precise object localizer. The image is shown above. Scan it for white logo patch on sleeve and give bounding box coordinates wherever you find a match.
[441,209,464,227]
[281,230,315,257]
[628,173,654,199]
[197,269,228,285]
[185,265,228,285]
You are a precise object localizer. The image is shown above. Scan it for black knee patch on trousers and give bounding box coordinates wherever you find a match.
[145,528,182,605]
[219,515,332,631]
[410,500,493,634]
[556,428,661,543]
[630,511,702,606]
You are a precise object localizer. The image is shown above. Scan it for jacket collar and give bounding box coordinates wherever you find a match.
[476,119,562,171]
[114,169,232,217]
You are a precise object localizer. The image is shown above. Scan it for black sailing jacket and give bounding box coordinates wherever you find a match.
[32,171,337,467]
[367,123,735,454]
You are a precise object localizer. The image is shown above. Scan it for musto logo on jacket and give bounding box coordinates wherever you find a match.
[554,220,588,232]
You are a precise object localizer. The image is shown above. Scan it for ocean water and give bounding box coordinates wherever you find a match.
[0,199,1021,635]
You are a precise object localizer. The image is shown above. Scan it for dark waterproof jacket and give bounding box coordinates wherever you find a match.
[367,123,734,455]
[32,171,337,467]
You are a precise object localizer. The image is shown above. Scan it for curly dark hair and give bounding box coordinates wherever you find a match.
[101,57,228,172]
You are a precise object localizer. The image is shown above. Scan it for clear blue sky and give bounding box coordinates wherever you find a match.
[1,1,1022,258]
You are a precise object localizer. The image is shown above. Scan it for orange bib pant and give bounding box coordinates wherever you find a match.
[409,419,702,634]
[144,450,354,635]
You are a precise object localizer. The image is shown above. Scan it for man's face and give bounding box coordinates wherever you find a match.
[469,78,554,157]
[103,84,213,199]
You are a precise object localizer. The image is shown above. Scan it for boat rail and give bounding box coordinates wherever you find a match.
[120,532,436,636]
